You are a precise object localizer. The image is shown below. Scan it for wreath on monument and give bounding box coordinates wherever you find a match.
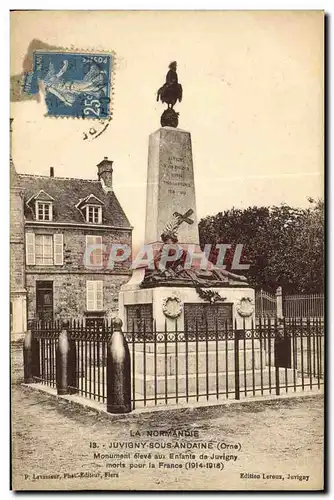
[162,294,183,319]
[195,287,227,304]
[236,297,255,317]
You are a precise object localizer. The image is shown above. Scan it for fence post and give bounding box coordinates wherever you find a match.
[32,331,40,381]
[107,317,131,413]
[23,330,33,383]
[68,321,77,394]
[260,289,264,316]
[234,321,240,400]
[274,318,280,396]
[56,320,76,395]
[23,329,40,383]
[276,286,283,319]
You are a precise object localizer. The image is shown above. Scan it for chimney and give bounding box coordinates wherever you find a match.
[50,167,54,177]
[97,157,113,192]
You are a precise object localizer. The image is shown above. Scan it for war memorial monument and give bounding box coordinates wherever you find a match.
[116,63,291,400]
[119,62,255,333]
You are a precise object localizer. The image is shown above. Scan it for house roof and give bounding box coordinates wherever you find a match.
[17,173,132,229]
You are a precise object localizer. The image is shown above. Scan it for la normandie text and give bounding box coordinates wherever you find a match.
[129,429,200,438]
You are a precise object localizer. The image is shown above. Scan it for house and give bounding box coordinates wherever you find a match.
[10,129,132,336]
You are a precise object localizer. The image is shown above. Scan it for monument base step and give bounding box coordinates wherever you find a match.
[132,340,261,353]
[133,367,295,398]
[132,349,263,375]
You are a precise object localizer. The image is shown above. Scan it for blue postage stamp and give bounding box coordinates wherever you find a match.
[23,51,113,119]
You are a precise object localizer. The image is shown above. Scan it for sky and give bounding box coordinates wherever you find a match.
[10,10,324,246]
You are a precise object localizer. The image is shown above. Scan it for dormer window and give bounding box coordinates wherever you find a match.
[36,201,53,221]
[86,205,102,224]
[26,189,54,222]
[76,194,104,225]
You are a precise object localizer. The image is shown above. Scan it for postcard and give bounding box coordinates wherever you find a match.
[10,10,324,491]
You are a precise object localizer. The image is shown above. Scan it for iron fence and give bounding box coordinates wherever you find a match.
[28,317,324,412]
[67,319,113,402]
[255,289,277,317]
[255,289,324,319]
[31,320,62,389]
[125,317,324,409]
[284,294,324,319]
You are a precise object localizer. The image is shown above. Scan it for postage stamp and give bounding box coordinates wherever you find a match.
[23,51,113,119]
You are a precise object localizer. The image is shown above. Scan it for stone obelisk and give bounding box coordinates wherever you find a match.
[145,126,199,245]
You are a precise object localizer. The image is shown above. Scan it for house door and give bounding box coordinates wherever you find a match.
[36,281,53,321]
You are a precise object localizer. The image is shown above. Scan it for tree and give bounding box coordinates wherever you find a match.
[198,199,324,293]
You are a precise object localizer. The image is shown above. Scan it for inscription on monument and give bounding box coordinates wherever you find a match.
[144,127,199,244]
[126,304,153,333]
[184,303,233,331]
[161,156,191,197]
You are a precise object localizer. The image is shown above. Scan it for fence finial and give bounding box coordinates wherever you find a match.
[61,319,70,330]
[112,317,123,331]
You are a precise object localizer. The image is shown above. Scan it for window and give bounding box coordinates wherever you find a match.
[86,281,103,311]
[86,205,102,224]
[76,194,104,224]
[35,235,53,265]
[36,202,52,221]
[26,233,63,266]
[86,235,103,267]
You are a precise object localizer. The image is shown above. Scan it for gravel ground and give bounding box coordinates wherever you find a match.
[11,344,324,491]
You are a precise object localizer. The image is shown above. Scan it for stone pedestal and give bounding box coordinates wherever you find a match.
[119,285,267,401]
[119,286,255,331]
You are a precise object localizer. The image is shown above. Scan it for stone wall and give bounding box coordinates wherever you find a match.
[25,225,132,321]
[10,186,28,335]
[26,273,130,321]
[25,225,132,274]
[10,188,25,290]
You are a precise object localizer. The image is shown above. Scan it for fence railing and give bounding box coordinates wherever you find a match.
[255,289,324,319]
[24,317,324,413]
[67,320,113,402]
[255,289,278,317]
[284,294,324,319]
[125,317,324,408]
[26,320,62,389]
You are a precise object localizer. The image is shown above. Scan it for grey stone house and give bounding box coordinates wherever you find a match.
[10,150,132,335]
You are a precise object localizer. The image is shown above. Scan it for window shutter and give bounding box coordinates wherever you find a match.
[53,233,63,265]
[98,207,102,224]
[26,233,35,265]
[49,203,53,222]
[96,281,103,311]
[86,281,95,311]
